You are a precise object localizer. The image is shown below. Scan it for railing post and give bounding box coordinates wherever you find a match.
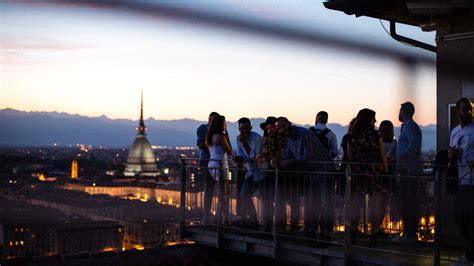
[433,166,441,266]
[343,163,351,265]
[179,158,187,239]
[273,165,279,260]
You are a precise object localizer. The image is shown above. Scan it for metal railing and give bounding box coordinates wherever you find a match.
[179,158,473,265]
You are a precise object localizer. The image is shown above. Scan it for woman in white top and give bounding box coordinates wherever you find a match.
[205,115,233,225]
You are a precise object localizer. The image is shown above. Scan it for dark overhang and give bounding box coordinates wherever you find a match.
[324,0,474,32]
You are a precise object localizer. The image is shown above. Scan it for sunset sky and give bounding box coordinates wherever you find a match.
[0,1,437,126]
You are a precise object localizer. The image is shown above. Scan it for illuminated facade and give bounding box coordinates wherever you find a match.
[71,159,78,179]
[124,91,159,177]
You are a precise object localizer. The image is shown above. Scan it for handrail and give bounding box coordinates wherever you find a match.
[180,158,470,265]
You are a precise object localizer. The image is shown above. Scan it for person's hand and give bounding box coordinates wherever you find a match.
[256,154,264,164]
[270,157,280,168]
[448,146,457,159]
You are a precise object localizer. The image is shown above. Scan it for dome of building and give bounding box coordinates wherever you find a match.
[124,92,159,177]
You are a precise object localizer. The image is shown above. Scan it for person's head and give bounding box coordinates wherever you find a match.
[275,117,292,137]
[315,111,328,125]
[208,112,219,125]
[398,102,415,122]
[456,97,473,126]
[353,108,376,134]
[260,116,277,137]
[238,117,252,137]
[206,115,226,146]
[379,120,394,142]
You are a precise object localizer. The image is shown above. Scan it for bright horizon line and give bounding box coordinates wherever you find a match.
[1,107,437,127]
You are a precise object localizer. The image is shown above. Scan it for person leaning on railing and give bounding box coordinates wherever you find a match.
[234,117,262,230]
[255,116,286,232]
[275,117,335,239]
[448,97,474,263]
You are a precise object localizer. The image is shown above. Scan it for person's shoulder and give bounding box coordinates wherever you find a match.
[197,124,207,131]
[295,125,309,133]
[450,124,462,135]
[466,123,474,131]
[251,131,262,138]
[327,128,336,136]
[408,120,421,129]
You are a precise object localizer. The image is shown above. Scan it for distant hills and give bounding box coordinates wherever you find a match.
[0,108,436,151]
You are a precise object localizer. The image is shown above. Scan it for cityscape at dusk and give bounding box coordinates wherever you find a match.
[1,1,474,266]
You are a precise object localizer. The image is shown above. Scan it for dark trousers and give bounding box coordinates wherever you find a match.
[240,175,257,225]
[305,174,335,237]
[258,172,275,232]
[236,165,245,218]
[458,186,474,261]
[399,171,419,240]
[275,167,300,232]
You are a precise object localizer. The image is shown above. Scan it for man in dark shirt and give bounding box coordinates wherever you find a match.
[196,112,219,220]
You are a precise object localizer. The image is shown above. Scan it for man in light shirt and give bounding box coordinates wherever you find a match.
[234,117,263,229]
[448,97,474,262]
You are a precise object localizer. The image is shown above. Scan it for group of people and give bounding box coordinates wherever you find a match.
[195,99,473,260]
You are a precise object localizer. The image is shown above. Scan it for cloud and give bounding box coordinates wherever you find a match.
[0,36,95,68]
[1,37,93,51]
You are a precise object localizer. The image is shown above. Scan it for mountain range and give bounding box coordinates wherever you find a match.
[0,108,436,151]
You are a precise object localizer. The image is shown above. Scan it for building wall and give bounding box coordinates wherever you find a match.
[436,31,474,151]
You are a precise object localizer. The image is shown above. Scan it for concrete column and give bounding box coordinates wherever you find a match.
[436,31,474,151]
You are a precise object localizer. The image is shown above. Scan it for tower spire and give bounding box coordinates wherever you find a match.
[138,90,146,134]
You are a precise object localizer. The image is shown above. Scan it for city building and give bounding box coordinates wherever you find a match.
[71,159,78,179]
[0,198,123,258]
[124,92,159,177]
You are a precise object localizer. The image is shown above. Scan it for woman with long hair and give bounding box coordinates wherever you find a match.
[206,115,233,225]
[347,108,388,246]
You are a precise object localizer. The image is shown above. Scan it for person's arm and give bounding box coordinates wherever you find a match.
[196,125,207,149]
[378,137,388,173]
[347,140,354,162]
[281,135,309,168]
[258,138,269,161]
[236,135,245,157]
[278,139,296,168]
[330,132,339,159]
[295,132,313,162]
[246,134,262,162]
[221,134,233,155]
[448,130,458,159]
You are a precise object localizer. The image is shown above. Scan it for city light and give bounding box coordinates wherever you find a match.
[133,244,145,251]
